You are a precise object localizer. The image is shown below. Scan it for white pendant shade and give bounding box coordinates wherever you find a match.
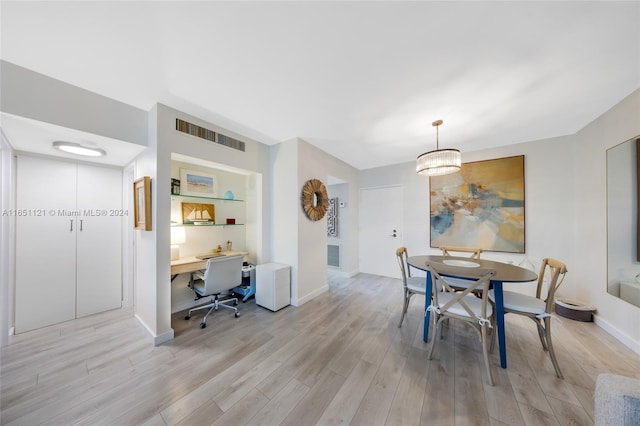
[416,148,461,176]
[416,119,461,176]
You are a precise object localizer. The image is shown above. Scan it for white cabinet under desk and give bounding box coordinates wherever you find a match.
[15,156,123,333]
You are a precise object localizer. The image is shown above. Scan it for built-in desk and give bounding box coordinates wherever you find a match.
[171,251,248,276]
[170,251,250,314]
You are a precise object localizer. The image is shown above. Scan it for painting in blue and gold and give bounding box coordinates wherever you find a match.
[430,155,525,253]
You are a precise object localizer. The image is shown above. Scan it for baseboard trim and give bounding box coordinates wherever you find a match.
[154,329,175,346]
[134,313,175,346]
[594,314,640,355]
[292,284,329,307]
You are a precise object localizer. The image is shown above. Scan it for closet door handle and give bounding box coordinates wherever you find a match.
[80,219,83,231]
[70,219,73,232]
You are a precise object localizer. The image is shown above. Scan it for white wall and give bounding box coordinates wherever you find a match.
[361,135,577,295]
[269,139,299,296]
[574,89,640,352]
[270,138,360,305]
[321,150,360,279]
[133,106,161,342]
[0,131,15,347]
[133,103,271,343]
[328,183,350,274]
[0,60,147,147]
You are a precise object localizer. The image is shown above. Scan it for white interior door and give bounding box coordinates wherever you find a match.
[76,164,123,317]
[359,185,403,278]
[15,156,76,333]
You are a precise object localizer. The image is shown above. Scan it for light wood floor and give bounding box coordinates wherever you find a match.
[2,272,640,425]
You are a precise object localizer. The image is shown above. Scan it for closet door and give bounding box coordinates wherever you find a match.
[76,164,122,317]
[15,156,77,333]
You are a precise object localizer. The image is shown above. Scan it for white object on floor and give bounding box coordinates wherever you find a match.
[256,263,291,311]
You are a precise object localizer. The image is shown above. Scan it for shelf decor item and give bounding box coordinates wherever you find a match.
[134,176,152,231]
[180,169,217,197]
[182,202,215,225]
[171,178,180,195]
[301,178,328,221]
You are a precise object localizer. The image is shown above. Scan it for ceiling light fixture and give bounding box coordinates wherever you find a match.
[416,120,461,176]
[53,141,106,157]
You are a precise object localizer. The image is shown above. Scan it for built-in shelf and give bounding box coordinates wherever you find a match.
[171,194,244,202]
[171,223,244,227]
[171,193,244,227]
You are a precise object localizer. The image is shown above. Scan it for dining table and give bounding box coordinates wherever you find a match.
[407,255,538,369]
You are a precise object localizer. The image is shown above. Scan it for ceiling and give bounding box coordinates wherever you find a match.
[0,113,146,167]
[1,1,639,170]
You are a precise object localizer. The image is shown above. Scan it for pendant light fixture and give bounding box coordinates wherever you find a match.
[416,119,461,176]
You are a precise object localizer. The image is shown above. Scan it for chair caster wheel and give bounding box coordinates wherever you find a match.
[184,315,191,320]
[200,322,206,329]
[235,312,240,318]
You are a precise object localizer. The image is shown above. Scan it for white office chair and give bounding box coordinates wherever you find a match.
[184,254,244,329]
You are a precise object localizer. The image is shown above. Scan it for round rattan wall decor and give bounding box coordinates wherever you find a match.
[301,178,329,221]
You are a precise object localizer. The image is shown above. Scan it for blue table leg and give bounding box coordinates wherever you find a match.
[423,271,433,342]
[493,280,507,368]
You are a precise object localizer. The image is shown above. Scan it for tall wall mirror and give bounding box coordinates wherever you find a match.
[607,136,640,306]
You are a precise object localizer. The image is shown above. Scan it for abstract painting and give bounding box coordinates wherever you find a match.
[430,155,525,253]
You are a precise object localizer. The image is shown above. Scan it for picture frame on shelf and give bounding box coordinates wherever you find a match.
[171,178,180,195]
[181,202,215,225]
[134,176,152,231]
[180,169,217,197]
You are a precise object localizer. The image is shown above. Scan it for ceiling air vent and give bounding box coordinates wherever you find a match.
[216,133,245,152]
[175,118,245,152]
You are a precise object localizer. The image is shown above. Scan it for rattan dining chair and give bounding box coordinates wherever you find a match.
[439,245,484,293]
[426,260,497,385]
[488,257,568,379]
[396,247,427,328]
[440,245,483,259]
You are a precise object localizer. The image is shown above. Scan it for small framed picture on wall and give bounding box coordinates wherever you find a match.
[134,176,152,231]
